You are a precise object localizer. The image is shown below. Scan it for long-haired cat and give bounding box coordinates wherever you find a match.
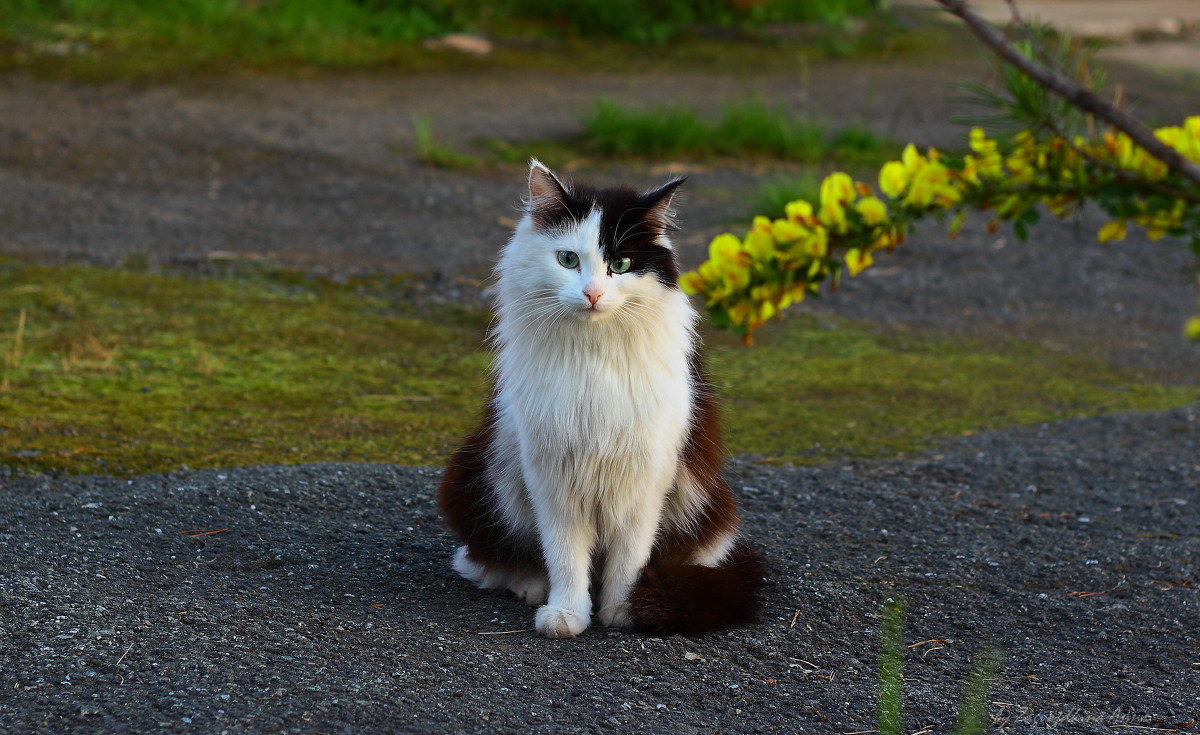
[438,160,764,638]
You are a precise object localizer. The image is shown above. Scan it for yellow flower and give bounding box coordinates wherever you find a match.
[751,285,775,303]
[785,281,809,307]
[785,199,815,224]
[879,161,910,199]
[871,226,904,251]
[1097,220,1127,243]
[819,172,856,232]
[744,229,776,262]
[844,248,874,277]
[968,142,1003,179]
[679,270,705,295]
[968,127,996,156]
[960,155,980,185]
[798,226,829,258]
[1134,199,1185,240]
[771,217,806,243]
[728,302,753,328]
[697,244,751,300]
[905,160,960,209]
[696,262,730,302]
[1046,194,1077,218]
[1157,118,1200,163]
[854,196,888,226]
[1180,117,1200,162]
[1185,316,1200,341]
[1004,150,1033,184]
[1107,131,1137,170]
[901,142,925,170]
[752,215,772,234]
[708,233,742,264]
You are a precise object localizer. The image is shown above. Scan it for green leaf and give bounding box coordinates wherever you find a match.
[877,597,906,735]
[708,305,733,330]
[954,648,1004,735]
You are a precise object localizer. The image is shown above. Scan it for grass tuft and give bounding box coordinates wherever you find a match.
[877,597,906,735]
[749,172,824,220]
[581,98,897,167]
[875,597,1001,735]
[413,115,476,169]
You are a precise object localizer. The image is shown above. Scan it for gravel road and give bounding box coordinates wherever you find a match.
[2,409,1197,733]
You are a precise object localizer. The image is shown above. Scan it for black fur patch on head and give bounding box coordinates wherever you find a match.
[527,164,592,233]
[528,164,684,288]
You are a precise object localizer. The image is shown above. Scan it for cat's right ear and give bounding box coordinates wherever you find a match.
[527,158,570,231]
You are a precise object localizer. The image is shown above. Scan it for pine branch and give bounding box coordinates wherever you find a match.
[935,0,1200,188]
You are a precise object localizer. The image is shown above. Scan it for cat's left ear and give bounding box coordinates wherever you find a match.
[643,177,686,236]
[527,158,571,231]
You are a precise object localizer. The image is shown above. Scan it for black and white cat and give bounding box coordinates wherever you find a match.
[439,160,763,638]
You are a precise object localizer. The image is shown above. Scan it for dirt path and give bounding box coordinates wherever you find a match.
[0,57,989,276]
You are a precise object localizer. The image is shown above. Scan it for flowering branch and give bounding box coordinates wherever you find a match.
[934,0,1200,188]
[680,2,1200,346]
[680,124,1200,344]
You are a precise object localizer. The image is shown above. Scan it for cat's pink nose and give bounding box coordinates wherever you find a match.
[583,287,603,306]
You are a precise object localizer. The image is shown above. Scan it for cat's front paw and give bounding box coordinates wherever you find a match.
[535,605,590,639]
[597,602,632,629]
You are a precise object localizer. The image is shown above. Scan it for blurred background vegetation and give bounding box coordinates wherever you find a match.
[1,0,899,76]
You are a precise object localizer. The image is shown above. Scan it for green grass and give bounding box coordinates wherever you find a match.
[2,260,1194,476]
[1,0,460,77]
[493,0,884,44]
[877,597,906,735]
[0,261,491,475]
[413,115,476,169]
[0,0,911,80]
[749,172,824,220]
[582,98,893,164]
[706,315,1196,463]
[411,104,897,176]
[875,598,1000,735]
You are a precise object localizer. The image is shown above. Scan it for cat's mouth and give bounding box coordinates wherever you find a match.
[576,302,613,320]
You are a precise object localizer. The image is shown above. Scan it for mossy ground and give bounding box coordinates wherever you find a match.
[0,261,490,475]
[2,260,1194,476]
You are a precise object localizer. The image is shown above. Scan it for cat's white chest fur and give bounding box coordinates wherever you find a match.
[501,312,693,471]
[489,212,699,511]
[491,290,697,634]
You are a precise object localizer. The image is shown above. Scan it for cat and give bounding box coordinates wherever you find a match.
[438,160,764,638]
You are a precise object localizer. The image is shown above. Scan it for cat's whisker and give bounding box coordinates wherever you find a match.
[610,207,650,250]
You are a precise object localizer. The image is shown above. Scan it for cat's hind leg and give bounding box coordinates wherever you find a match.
[452,546,548,606]
[688,528,740,568]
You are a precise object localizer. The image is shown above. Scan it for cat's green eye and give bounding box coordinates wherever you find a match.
[610,257,633,274]
[556,250,580,269]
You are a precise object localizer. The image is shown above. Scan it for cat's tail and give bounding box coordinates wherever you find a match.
[628,542,766,636]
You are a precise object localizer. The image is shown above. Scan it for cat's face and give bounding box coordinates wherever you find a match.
[502,161,684,323]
